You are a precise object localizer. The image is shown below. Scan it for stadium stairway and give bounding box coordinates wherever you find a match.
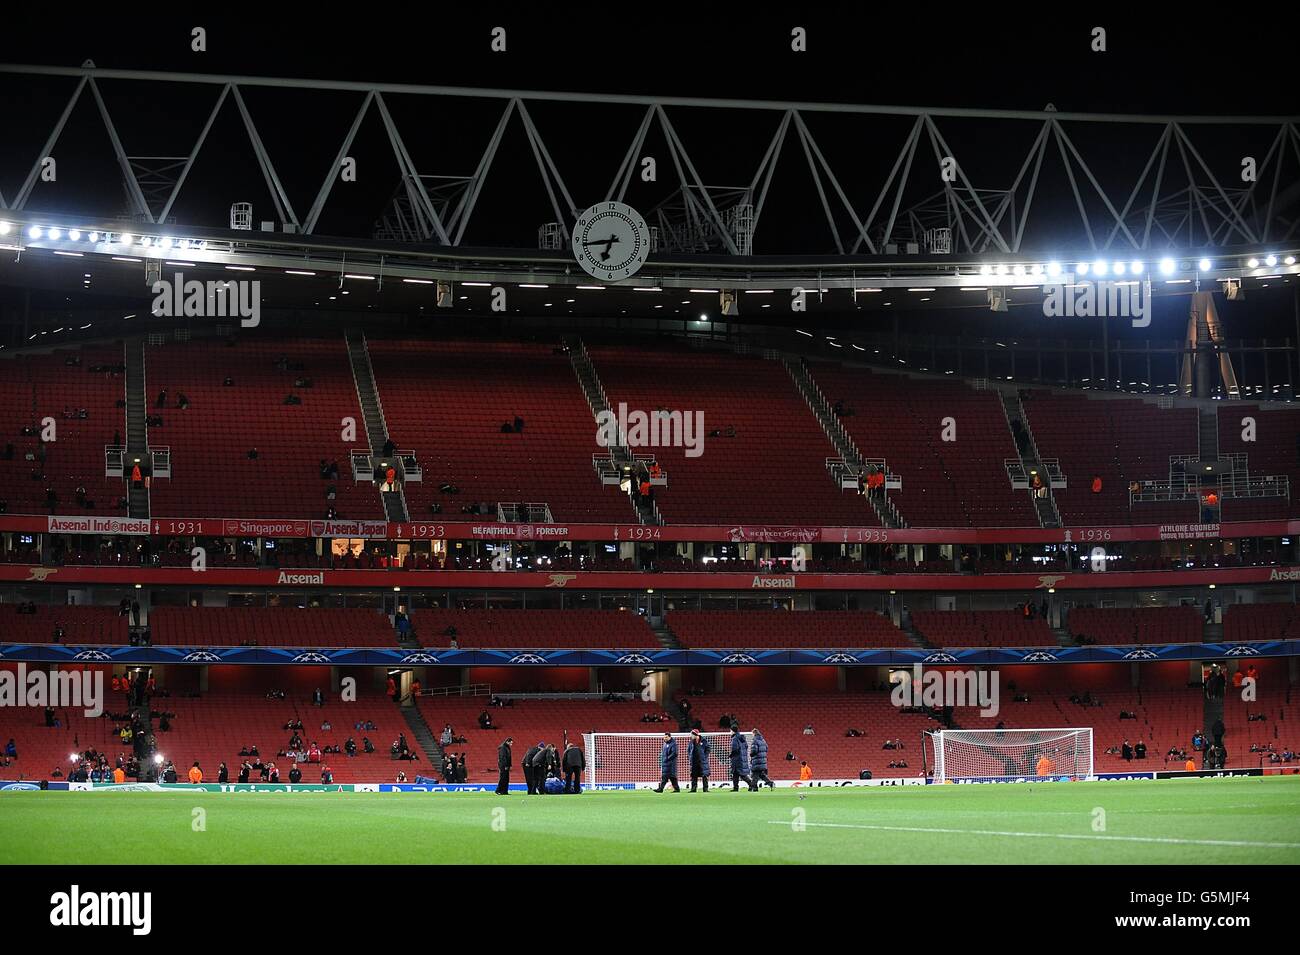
[569,337,648,524]
[402,698,442,773]
[786,356,902,528]
[652,621,682,650]
[1000,390,1061,529]
[345,329,407,522]
[124,338,150,519]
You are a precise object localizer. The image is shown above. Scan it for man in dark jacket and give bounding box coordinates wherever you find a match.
[729,728,755,792]
[687,728,711,792]
[749,728,774,789]
[531,743,553,795]
[654,732,680,793]
[562,741,585,793]
[496,737,513,795]
[522,741,541,794]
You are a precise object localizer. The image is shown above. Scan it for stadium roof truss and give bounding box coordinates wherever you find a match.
[1,63,1299,288]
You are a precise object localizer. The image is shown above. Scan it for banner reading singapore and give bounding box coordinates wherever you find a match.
[25,515,1296,544]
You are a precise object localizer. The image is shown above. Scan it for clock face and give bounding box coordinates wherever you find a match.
[571,201,650,282]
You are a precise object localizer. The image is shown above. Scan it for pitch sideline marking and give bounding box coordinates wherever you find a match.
[765,820,1300,850]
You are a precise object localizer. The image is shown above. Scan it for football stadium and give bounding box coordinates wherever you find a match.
[0,12,1298,903]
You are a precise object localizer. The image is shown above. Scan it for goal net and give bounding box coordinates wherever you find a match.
[584,731,751,787]
[931,728,1093,783]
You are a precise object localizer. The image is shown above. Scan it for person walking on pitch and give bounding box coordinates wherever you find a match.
[750,728,775,789]
[729,726,756,792]
[688,728,711,792]
[654,731,680,793]
[496,737,513,795]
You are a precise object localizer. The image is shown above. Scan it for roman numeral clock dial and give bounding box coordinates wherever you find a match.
[571,201,650,282]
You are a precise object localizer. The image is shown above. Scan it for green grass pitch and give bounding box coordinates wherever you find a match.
[2,777,1298,864]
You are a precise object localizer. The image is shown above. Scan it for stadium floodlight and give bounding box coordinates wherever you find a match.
[1113,261,1126,275]
[0,221,9,235]
[48,227,62,240]
[119,234,133,246]
[1076,261,1089,276]
[89,232,100,242]
[1198,257,1212,270]
[585,731,752,787]
[28,226,42,239]
[1264,254,1278,267]
[979,264,992,276]
[1092,259,1108,276]
[931,727,1093,783]
[1246,257,1260,268]
[1285,255,1297,266]
[1159,257,1176,275]
[1130,260,1144,274]
[161,237,173,249]
[1046,261,1062,277]
[68,229,82,241]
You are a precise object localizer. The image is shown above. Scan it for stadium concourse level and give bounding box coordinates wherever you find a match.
[911,609,1057,648]
[410,660,1300,783]
[808,363,1036,527]
[145,339,383,520]
[1219,405,1300,520]
[588,346,875,525]
[414,609,658,650]
[4,603,1299,650]
[1065,605,1204,646]
[664,610,915,649]
[0,333,1294,530]
[0,666,425,785]
[1020,391,1200,526]
[367,340,630,523]
[0,347,127,518]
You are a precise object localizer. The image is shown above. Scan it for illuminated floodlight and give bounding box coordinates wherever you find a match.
[1159,257,1176,275]
[1264,254,1277,267]
[1046,261,1062,277]
[1198,258,1212,271]
[1092,259,1108,276]
[68,229,82,241]
[1076,262,1090,276]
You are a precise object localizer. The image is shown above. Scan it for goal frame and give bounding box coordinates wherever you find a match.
[931,727,1093,783]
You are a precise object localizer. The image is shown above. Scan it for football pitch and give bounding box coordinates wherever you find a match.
[2,777,1298,864]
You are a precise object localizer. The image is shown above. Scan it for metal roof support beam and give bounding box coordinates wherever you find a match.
[923,115,1009,253]
[303,90,374,235]
[373,92,450,245]
[655,105,739,255]
[748,110,793,242]
[449,98,515,245]
[230,85,300,229]
[876,116,925,252]
[86,78,153,222]
[12,75,88,210]
[157,84,231,225]
[517,100,579,225]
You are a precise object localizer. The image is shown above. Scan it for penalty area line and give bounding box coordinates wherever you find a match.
[765,821,1300,850]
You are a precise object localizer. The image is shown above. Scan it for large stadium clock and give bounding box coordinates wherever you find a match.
[571,201,650,282]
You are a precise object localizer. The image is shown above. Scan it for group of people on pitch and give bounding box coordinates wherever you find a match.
[494,737,586,795]
[654,726,775,793]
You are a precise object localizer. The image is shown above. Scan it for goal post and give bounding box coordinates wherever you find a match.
[931,727,1093,783]
[584,731,751,787]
